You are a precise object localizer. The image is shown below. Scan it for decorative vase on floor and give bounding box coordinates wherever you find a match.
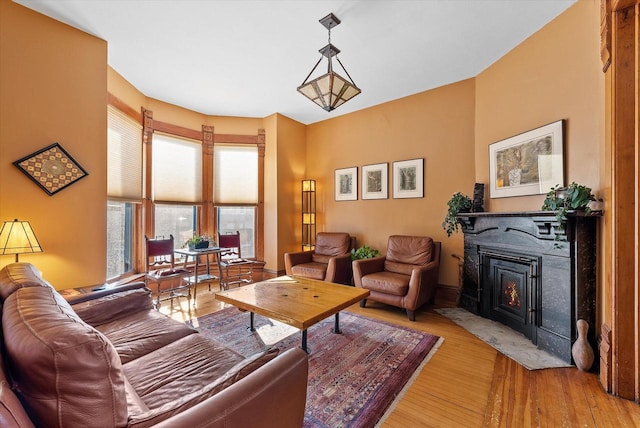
[572,319,594,372]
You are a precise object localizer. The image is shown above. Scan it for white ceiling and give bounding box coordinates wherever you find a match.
[15,0,576,125]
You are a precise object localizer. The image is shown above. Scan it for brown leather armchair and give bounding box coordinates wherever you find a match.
[284,232,353,285]
[353,235,441,321]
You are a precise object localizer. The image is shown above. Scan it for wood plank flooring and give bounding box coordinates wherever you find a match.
[159,282,640,427]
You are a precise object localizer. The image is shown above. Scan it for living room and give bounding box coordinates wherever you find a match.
[2,0,640,425]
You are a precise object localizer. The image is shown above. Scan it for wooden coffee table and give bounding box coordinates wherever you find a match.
[214,275,369,352]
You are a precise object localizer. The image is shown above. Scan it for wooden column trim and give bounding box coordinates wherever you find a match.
[202,125,215,236]
[256,129,266,261]
[141,108,154,272]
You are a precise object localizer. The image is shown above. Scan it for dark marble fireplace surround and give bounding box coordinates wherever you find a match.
[458,211,599,364]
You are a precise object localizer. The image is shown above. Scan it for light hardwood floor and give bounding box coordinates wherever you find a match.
[160,281,640,427]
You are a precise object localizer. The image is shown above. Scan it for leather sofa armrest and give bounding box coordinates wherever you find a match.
[284,251,314,275]
[325,253,353,285]
[352,256,386,287]
[151,347,309,428]
[64,282,147,305]
[71,286,154,326]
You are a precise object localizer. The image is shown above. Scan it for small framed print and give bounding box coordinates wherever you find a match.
[13,143,89,196]
[361,163,388,200]
[392,158,424,199]
[335,167,358,201]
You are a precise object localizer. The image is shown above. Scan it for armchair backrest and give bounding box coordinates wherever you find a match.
[384,235,435,275]
[313,232,351,263]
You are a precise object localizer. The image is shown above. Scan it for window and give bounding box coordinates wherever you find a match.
[214,144,258,257]
[217,206,255,258]
[154,204,196,249]
[106,106,142,278]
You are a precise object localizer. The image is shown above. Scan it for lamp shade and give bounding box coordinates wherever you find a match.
[298,71,361,112]
[0,219,43,262]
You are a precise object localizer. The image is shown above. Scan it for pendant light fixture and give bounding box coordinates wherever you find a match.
[297,13,361,112]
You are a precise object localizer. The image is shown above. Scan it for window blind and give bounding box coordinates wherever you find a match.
[152,133,202,203]
[214,144,258,204]
[107,106,142,201]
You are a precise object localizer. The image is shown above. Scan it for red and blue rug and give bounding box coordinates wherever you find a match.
[196,307,442,427]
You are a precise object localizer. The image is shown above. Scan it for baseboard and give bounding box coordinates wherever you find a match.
[262,268,286,279]
[434,283,461,307]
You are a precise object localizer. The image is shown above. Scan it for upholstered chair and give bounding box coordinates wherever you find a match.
[284,232,353,285]
[353,235,441,321]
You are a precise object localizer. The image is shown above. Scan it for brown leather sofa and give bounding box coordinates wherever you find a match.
[284,232,353,285]
[353,235,441,321]
[0,263,308,428]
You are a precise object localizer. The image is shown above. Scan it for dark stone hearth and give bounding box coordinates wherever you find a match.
[458,211,599,365]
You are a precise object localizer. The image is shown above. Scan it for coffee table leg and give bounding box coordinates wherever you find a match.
[333,312,342,334]
[301,330,308,353]
[250,312,256,332]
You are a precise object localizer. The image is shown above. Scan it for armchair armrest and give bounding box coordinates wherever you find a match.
[325,253,353,285]
[405,259,440,310]
[284,251,314,275]
[151,348,309,428]
[352,256,386,287]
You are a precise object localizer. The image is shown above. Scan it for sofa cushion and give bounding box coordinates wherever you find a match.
[387,235,433,266]
[2,286,127,428]
[0,262,53,301]
[315,232,350,257]
[95,309,197,363]
[124,334,278,427]
[361,271,409,296]
[291,262,327,280]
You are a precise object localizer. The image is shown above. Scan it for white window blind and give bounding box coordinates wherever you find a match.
[152,133,202,203]
[214,144,258,204]
[107,106,142,201]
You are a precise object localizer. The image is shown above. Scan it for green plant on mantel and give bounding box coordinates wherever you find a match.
[351,245,380,260]
[442,192,472,237]
[541,182,596,227]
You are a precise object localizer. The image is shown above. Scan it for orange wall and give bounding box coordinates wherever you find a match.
[306,80,477,286]
[0,0,108,288]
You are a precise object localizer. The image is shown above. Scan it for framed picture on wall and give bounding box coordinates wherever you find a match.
[489,119,565,199]
[392,158,424,199]
[335,167,358,201]
[361,163,388,200]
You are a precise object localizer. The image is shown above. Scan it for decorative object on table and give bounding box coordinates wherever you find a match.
[472,182,485,212]
[442,192,472,237]
[572,319,595,372]
[297,12,361,112]
[185,234,212,250]
[361,162,388,200]
[541,182,597,228]
[489,120,564,199]
[0,219,43,262]
[350,244,380,260]
[392,158,424,199]
[301,179,316,251]
[335,166,357,201]
[13,143,88,196]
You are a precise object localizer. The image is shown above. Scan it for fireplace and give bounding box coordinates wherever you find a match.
[458,211,599,364]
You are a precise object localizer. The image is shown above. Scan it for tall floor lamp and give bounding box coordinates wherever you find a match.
[302,180,316,251]
[0,219,43,262]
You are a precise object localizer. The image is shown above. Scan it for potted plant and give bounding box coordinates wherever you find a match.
[186,234,212,250]
[541,182,596,227]
[442,192,472,237]
[351,245,380,260]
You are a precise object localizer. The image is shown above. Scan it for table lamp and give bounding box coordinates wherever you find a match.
[0,219,43,262]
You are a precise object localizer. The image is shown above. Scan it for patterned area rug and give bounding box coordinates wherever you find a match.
[196,307,442,428]
[434,307,571,370]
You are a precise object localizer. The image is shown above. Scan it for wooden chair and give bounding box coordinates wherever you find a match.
[144,235,192,314]
[217,231,253,290]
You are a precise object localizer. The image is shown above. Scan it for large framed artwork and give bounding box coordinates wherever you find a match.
[489,120,565,199]
[335,167,358,201]
[13,142,89,196]
[392,158,424,199]
[361,163,388,200]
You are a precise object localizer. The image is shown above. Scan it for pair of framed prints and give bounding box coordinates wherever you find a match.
[335,158,423,201]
